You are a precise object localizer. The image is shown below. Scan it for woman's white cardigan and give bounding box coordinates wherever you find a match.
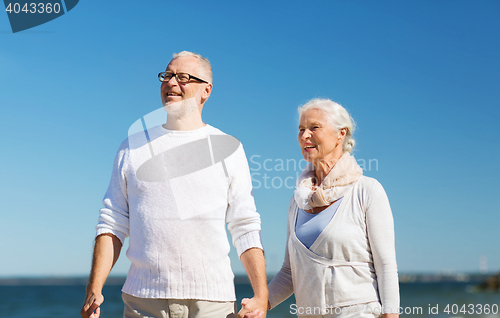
[268,176,399,314]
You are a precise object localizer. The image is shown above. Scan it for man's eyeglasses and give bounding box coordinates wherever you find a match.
[158,72,208,84]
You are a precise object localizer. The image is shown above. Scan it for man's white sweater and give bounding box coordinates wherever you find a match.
[96,124,262,301]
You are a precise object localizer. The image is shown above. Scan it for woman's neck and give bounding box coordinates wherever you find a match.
[313,152,344,185]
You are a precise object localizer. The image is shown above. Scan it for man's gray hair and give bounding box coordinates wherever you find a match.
[298,98,356,153]
[172,51,213,83]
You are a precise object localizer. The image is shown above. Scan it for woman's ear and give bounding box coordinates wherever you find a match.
[338,128,347,140]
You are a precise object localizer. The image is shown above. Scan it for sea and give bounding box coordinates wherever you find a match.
[1,276,499,318]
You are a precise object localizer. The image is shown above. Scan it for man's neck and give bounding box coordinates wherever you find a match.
[164,110,205,131]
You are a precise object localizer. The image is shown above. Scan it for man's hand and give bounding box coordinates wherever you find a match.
[80,234,122,318]
[80,291,104,318]
[239,247,268,318]
[239,297,267,318]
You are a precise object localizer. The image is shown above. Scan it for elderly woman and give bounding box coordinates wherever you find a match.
[243,99,399,318]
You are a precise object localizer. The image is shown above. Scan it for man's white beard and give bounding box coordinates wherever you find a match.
[162,96,199,118]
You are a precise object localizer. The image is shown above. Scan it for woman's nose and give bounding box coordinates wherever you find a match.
[302,129,311,139]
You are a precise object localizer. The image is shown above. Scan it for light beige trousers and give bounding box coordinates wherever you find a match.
[297,301,382,318]
[327,302,382,318]
[122,293,236,318]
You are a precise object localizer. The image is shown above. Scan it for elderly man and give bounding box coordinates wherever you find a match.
[81,51,267,318]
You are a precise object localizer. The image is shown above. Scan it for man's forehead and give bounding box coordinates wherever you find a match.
[166,56,199,70]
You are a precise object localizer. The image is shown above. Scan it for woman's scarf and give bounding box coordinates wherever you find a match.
[294,152,363,211]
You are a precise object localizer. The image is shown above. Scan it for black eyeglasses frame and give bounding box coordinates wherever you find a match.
[158,72,208,84]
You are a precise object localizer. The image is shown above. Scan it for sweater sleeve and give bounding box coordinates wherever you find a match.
[365,179,400,314]
[95,141,130,245]
[267,197,295,309]
[225,144,262,256]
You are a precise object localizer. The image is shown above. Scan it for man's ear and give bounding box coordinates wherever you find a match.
[201,83,213,100]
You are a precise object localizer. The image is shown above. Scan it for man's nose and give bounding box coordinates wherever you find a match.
[165,75,179,85]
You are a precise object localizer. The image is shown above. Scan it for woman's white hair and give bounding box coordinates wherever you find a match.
[172,51,213,83]
[298,98,356,153]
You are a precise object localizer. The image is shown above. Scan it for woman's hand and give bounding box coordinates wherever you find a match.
[239,298,266,318]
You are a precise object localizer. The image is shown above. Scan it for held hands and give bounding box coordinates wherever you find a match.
[238,297,268,318]
[80,291,104,318]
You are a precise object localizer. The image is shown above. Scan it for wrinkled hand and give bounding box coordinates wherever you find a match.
[238,297,267,318]
[81,291,104,318]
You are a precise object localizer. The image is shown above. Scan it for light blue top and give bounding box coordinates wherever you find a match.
[295,198,343,248]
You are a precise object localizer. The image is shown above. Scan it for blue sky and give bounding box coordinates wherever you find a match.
[1,1,499,277]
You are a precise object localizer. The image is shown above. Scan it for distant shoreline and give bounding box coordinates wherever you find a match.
[0,273,494,286]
